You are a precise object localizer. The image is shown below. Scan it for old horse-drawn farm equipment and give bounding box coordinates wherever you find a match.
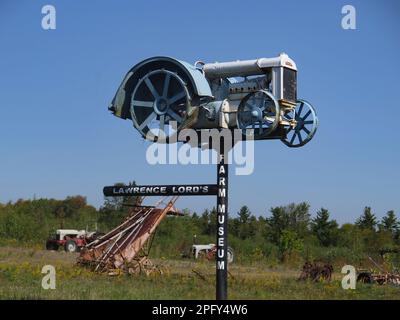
[298,261,333,282]
[357,255,400,286]
[78,196,180,275]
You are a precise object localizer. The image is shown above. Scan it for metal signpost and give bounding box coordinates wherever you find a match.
[103,184,218,197]
[103,148,229,300]
[106,53,318,300]
[216,144,228,300]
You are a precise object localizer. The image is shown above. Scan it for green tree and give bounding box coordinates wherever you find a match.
[63,196,87,214]
[102,181,138,211]
[238,205,251,224]
[356,207,377,231]
[191,212,199,220]
[311,208,339,246]
[199,209,210,234]
[99,181,138,229]
[379,210,399,237]
[208,208,217,235]
[54,206,66,228]
[236,206,253,239]
[266,202,310,244]
[278,230,303,261]
[338,223,362,251]
[266,206,288,244]
[199,208,217,235]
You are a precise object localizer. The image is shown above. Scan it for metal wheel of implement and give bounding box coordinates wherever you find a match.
[357,272,373,284]
[281,99,318,148]
[237,90,280,139]
[130,69,190,142]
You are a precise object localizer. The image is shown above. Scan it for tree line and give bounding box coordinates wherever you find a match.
[0,193,399,267]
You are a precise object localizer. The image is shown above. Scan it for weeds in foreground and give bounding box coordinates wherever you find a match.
[0,247,399,300]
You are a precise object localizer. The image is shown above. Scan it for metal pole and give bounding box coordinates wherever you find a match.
[216,142,228,300]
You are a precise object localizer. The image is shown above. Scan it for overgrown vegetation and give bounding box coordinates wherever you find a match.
[1,190,399,270]
[0,247,399,300]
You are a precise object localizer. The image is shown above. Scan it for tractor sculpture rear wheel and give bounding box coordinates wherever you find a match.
[130,69,190,142]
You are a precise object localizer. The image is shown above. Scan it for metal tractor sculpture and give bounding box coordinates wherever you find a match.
[109,53,318,147]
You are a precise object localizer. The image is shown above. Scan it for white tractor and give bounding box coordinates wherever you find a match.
[46,229,102,252]
[192,243,234,264]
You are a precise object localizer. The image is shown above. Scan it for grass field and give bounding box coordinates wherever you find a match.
[0,246,399,300]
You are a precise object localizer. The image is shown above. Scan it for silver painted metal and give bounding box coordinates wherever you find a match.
[203,53,297,79]
[110,53,318,147]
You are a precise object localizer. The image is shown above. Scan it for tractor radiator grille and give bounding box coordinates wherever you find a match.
[283,68,297,104]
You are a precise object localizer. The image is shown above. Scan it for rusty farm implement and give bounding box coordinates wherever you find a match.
[78,196,180,275]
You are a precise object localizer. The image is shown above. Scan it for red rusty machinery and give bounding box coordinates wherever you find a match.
[78,196,180,275]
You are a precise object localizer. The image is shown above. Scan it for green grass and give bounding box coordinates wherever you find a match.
[0,246,399,300]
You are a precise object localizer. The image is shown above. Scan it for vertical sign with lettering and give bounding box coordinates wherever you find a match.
[216,148,228,300]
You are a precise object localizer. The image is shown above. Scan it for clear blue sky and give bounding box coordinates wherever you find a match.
[0,0,399,224]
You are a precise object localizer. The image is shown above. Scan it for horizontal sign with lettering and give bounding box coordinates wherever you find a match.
[103,184,218,197]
